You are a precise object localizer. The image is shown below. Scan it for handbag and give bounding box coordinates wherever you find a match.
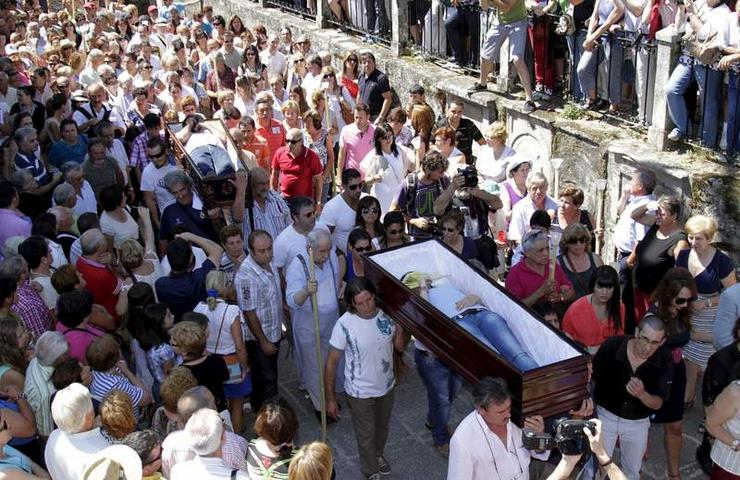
[214,306,242,385]
[338,87,355,125]
[683,29,721,65]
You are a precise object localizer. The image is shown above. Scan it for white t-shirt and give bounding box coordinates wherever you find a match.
[100,210,140,248]
[329,309,396,399]
[273,222,330,270]
[476,145,515,184]
[195,300,244,355]
[140,163,179,213]
[320,194,366,254]
[45,428,111,480]
[185,132,222,154]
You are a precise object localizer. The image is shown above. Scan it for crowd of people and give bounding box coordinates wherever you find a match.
[0,0,738,479]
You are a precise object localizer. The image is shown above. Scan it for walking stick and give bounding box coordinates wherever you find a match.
[307,247,328,442]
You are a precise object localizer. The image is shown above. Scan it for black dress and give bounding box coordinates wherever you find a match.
[633,225,687,295]
[184,354,229,412]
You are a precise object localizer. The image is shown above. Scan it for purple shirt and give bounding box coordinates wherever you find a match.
[0,209,32,249]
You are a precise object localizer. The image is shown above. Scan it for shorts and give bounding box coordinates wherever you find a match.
[223,372,253,398]
[481,18,528,62]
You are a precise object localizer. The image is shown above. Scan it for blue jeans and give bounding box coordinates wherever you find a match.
[445,7,475,66]
[665,59,723,148]
[567,30,587,100]
[576,34,623,104]
[191,144,236,177]
[456,309,538,371]
[414,349,463,446]
[726,71,740,154]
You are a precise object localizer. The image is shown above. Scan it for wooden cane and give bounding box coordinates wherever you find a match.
[308,246,327,442]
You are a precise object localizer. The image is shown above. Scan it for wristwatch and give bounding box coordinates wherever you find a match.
[732,439,740,452]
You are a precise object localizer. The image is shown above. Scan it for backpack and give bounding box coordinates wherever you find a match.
[404,171,450,219]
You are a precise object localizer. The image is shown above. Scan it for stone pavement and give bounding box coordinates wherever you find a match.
[255,345,708,480]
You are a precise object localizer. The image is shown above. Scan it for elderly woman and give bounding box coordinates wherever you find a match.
[281,100,303,132]
[285,229,344,419]
[99,389,137,444]
[246,401,301,478]
[629,195,690,321]
[557,223,604,300]
[505,229,575,310]
[676,215,736,407]
[552,185,598,239]
[361,123,413,216]
[476,121,515,185]
[24,331,69,440]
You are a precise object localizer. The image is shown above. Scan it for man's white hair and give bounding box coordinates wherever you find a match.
[184,408,223,456]
[34,331,69,367]
[51,383,94,434]
[306,228,331,251]
[525,171,548,189]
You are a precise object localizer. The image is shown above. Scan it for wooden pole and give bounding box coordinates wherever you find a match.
[595,179,607,255]
[307,247,327,442]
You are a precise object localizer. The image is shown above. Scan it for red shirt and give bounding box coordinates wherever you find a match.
[271,145,322,199]
[562,296,625,347]
[256,119,286,164]
[76,256,123,320]
[505,259,572,302]
[244,135,271,170]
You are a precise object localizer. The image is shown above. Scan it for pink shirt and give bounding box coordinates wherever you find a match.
[339,123,375,175]
[505,260,572,302]
[57,322,105,364]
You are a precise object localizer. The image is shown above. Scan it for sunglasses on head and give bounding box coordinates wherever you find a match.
[347,182,364,191]
[568,236,589,244]
[675,296,697,305]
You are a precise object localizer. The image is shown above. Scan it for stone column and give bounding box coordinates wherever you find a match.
[316,0,331,28]
[391,0,409,57]
[647,27,680,151]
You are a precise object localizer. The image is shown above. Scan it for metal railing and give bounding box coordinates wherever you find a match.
[326,0,393,45]
[265,0,317,21]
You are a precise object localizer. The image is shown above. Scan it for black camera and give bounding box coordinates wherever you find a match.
[522,418,596,456]
[457,165,478,188]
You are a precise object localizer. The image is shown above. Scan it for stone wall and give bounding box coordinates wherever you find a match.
[189,0,740,266]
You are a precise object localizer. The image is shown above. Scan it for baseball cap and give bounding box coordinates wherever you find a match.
[147,5,158,12]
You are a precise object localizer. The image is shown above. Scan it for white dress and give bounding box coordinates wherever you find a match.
[285,251,345,410]
[360,146,412,217]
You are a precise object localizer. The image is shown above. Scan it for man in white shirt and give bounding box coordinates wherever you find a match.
[273,196,330,273]
[60,162,98,216]
[140,137,178,229]
[320,168,366,253]
[72,83,125,133]
[261,34,287,77]
[97,121,131,190]
[611,168,656,330]
[507,172,557,244]
[219,31,243,72]
[448,377,549,480]
[301,55,324,101]
[45,383,111,480]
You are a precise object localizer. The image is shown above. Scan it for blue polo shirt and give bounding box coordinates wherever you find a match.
[15,151,52,185]
[48,136,89,169]
[159,199,219,242]
[155,259,216,322]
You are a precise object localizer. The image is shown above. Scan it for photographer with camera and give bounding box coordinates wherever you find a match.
[546,418,627,480]
[447,377,549,480]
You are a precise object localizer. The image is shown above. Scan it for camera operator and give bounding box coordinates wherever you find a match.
[434,165,502,270]
[591,314,673,480]
[447,377,549,480]
[547,419,628,480]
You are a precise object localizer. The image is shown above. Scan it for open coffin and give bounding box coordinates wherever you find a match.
[362,239,590,422]
[164,119,252,210]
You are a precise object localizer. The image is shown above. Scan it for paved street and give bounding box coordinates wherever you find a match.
[257,345,708,480]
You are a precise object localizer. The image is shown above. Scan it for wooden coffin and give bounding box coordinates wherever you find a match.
[362,239,590,423]
[164,119,249,210]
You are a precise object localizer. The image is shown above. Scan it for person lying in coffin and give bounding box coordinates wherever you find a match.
[176,114,237,177]
[401,271,539,371]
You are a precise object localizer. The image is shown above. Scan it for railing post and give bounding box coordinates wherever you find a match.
[316,0,331,28]
[391,0,409,57]
[258,0,268,9]
[647,27,680,151]
[496,36,514,92]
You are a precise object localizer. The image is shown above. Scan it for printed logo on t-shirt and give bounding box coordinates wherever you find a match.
[376,313,393,336]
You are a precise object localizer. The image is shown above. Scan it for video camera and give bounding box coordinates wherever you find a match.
[457,165,478,189]
[522,418,596,456]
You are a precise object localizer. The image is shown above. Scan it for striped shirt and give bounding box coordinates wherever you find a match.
[235,255,283,343]
[89,370,144,408]
[240,191,291,243]
[24,358,56,437]
[12,280,53,340]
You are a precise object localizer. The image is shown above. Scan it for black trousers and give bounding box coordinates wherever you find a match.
[617,250,637,333]
[246,339,281,412]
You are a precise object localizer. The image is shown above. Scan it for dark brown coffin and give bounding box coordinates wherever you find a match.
[164,119,250,210]
[362,239,590,423]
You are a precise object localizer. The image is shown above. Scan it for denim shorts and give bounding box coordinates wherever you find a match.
[481,18,527,62]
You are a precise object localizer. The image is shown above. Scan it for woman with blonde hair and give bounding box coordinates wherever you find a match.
[282,99,303,131]
[476,121,515,184]
[99,389,137,443]
[288,442,333,480]
[310,90,338,135]
[117,208,162,295]
[557,223,603,300]
[321,65,355,135]
[192,270,249,434]
[676,215,736,407]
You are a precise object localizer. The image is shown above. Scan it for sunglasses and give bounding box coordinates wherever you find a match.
[148,151,165,159]
[347,182,364,191]
[142,65,153,69]
[362,207,379,214]
[674,296,697,305]
[353,245,372,252]
[442,227,458,233]
[287,138,302,145]
[568,237,589,244]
